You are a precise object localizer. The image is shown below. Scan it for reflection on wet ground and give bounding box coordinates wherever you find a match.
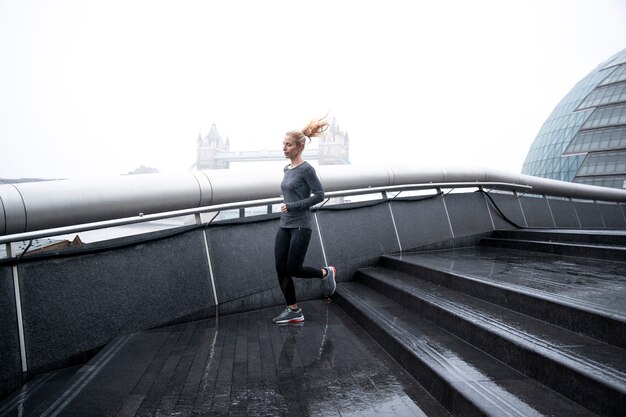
[3,300,448,416]
[398,246,626,317]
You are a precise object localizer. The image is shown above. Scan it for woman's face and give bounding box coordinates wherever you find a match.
[283,136,303,159]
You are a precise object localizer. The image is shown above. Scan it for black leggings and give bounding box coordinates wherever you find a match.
[274,227,324,305]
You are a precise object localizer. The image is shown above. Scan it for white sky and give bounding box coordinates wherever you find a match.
[1,0,625,179]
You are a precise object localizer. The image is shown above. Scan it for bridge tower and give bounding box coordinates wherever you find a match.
[319,117,350,165]
[196,124,230,169]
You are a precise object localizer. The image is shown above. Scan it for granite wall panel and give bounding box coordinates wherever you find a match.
[520,196,555,228]
[445,192,494,238]
[598,202,626,228]
[18,230,213,373]
[316,202,400,284]
[0,265,21,399]
[574,201,604,228]
[390,196,454,252]
[547,199,581,228]
[485,193,526,229]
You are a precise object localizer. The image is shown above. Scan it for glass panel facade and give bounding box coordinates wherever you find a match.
[600,64,626,86]
[574,175,626,189]
[582,103,626,129]
[577,82,626,110]
[564,126,626,154]
[522,49,626,189]
[605,53,626,68]
[576,150,626,176]
[521,68,601,181]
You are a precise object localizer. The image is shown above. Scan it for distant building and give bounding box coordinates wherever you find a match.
[1,235,84,259]
[195,118,350,169]
[522,48,626,189]
[23,235,84,256]
[126,165,160,175]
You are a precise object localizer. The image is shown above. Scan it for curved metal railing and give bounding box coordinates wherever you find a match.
[1,164,625,244]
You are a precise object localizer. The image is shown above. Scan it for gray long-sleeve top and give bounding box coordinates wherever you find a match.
[280,162,325,228]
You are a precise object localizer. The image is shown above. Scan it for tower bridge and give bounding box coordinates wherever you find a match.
[195,117,350,169]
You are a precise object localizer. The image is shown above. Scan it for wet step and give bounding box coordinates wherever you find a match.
[353,266,626,417]
[381,248,626,349]
[481,237,626,261]
[482,229,626,261]
[490,229,626,246]
[334,282,600,417]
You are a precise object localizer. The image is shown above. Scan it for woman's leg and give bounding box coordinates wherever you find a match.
[286,227,325,279]
[275,227,325,306]
[275,227,297,306]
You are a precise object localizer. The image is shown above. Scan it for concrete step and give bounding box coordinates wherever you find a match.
[380,249,626,349]
[483,229,626,261]
[353,266,626,417]
[334,281,601,417]
[481,237,626,262]
[490,229,626,246]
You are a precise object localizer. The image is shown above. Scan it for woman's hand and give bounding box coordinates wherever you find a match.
[280,203,288,213]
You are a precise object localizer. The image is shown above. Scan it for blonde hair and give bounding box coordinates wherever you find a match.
[286,116,330,147]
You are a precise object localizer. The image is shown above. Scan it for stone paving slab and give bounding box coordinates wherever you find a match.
[1,300,451,417]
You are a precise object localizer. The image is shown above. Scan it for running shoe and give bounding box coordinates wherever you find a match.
[322,266,337,297]
[273,307,304,324]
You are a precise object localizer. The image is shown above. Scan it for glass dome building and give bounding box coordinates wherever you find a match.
[522,48,626,189]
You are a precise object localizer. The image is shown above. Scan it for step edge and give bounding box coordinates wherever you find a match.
[483,237,626,250]
[357,268,626,391]
[335,283,599,417]
[380,255,626,323]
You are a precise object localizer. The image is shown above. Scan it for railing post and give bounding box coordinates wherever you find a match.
[570,197,582,228]
[7,243,28,374]
[544,194,557,227]
[195,214,219,307]
[387,201,402,253]
[438,187,455,238]
[595,199,607,228]
[313,212,328,267]
[514,190,529,227]
[480,186,496,230]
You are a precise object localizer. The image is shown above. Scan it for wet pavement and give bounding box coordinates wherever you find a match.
[0,300,450,417]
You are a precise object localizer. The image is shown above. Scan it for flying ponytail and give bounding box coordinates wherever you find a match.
[286,116,330,146]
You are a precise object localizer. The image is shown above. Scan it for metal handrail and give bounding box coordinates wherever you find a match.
[0,181,531,245]
[3,164,626,239]
[320,181,532,199]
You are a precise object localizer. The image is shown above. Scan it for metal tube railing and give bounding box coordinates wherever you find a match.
[2,164,625,239]
[0,181,532,245]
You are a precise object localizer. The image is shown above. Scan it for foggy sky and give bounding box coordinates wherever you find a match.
[1,0,625,179]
